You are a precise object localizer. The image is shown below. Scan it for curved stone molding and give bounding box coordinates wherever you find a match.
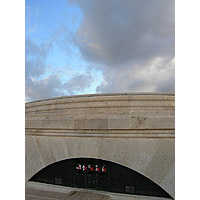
[25,93,175,199]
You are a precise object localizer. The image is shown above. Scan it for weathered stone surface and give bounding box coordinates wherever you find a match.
[143,139,175,184]
[74,118,108,129]
[97,138,117,161]
[25,136,45,181]
[25,93,175,199]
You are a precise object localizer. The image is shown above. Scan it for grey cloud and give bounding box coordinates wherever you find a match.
[155,75,175,93]
[70,0,175,93]
[26,74,64,101]
[71,0,174,66]
[64,74,92,95]
[26,72,93,101]
[96,58,175,93]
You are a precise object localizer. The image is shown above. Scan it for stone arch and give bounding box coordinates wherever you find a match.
[26,93,175,199]
[29,157,173,199]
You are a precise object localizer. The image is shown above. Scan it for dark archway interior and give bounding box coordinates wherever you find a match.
[30,158,173,199]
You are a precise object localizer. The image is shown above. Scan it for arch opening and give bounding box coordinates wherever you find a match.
[29,158,173,199]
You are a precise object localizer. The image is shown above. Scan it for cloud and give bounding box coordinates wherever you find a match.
[96,58,175,93]
[26,74,64,101]
[25,39,52,79]
[69,0,175,93]
[64,73,93,95]
[26,0,175,101]
[25,39,68,101]
[25,39,93,101]
[25,5,40,34]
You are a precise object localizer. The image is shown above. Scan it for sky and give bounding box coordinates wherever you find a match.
[25,0,175,102]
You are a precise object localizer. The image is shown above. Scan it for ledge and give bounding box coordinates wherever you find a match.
[26,92,175,105]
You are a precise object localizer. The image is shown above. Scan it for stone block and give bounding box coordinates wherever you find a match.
[74,119,108,129]
[108,118,131,129]
[25,119,74,129]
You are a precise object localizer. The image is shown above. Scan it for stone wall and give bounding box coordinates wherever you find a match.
[25,93,175,198]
